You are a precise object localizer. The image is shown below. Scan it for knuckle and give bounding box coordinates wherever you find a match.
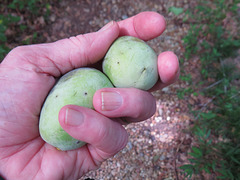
[8,46,27,57]
[68,34,93,64]
[131,90,156,119]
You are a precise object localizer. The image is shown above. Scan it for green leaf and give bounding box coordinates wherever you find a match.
[212,161,216,171]
[231,156,240,165]
[193,92,198,96]
[0,33,7,42]
[189,152,201,158]
[8,2,16,9]
[189,146,203,158]
[193,146,202,155]
[188,158,198,163]
[0,24,6,33]
[195,127,205,137]
[180,164,194,178]
[180,74,192,82]
[206,129,211,139]
[20,25,27,31]
[168,7,184,16]
[8,15,21,23]
[0,44,10,61]
[180,164,193,170]
[207,139,212,145]
[200,112,216,120]
[203,166,211,174]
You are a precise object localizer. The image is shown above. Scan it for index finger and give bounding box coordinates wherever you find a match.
[118,11,166,41]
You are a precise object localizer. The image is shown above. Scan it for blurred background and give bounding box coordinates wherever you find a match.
[1,0,240,179]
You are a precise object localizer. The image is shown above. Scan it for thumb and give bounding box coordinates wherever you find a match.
[47,21,119,74]
[59,105,128,157]
[3,21,119,77]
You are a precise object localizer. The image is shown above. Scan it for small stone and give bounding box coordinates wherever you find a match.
[160,155,165,161]
[50,14,56,22]
[127,141,133,150]
[155,117,161,122]
[117,162,121,167]
[159,108,163,116]
[162,87,169,92]
[121,14,128,19]
[83,8,90,13]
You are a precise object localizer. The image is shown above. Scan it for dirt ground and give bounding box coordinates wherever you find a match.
[44,1,195,179]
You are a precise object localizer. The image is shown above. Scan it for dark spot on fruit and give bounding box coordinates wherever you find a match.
[55,95,58,98]
[117,61,120,64]
[84,92,88,96]
[141,67,146,74]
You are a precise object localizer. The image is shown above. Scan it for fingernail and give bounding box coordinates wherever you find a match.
[65,108,84,126]
[98,21,114,32]
[101,91,122,111]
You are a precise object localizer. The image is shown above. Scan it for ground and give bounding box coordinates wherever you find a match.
[0,0,214,179]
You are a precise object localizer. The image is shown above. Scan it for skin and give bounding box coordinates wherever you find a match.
[0,11,179,180]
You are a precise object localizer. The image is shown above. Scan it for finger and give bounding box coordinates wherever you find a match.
[93,88,156,123]
[150,51,180,91]
[58,105,128,156]
[118,11,166,41]
[4,21,119,77]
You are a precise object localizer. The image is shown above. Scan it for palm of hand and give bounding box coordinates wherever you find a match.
[0,20,124,179]
[0,49,101,180]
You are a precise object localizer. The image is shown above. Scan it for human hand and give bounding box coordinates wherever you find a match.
[0,12,179,180]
